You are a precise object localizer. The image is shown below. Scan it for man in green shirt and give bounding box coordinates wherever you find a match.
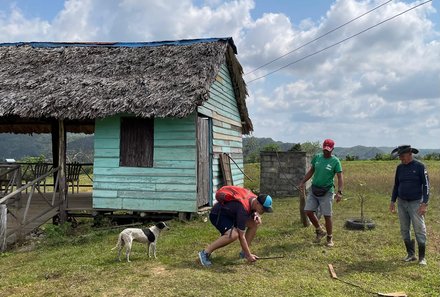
[299,139,344,247]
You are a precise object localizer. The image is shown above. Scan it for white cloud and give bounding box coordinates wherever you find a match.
[244,0,439,147]
[0,0,438,147]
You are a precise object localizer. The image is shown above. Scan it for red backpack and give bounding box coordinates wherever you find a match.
[215,186,256,213]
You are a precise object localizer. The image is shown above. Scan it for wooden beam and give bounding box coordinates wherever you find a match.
[211,111,242,127]
[219,153,233,186]
[0,204,6,252]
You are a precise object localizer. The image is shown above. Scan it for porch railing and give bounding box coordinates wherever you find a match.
[0,167,60,252]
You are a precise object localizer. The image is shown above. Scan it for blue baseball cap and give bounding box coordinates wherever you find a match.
[257,194,273,213]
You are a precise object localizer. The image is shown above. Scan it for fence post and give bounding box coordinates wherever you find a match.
[299,187,311,227]
[0,204,7,252]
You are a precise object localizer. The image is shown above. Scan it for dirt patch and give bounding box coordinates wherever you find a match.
[151,265,169,276]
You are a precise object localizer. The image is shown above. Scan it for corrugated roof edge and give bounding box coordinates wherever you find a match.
[0,37,238,54]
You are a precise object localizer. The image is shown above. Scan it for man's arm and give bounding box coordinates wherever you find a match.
[299,167,315,190]
[418,165,430,215]
[237,230,257,262]
[390,167,399,213]
[335,172,343,202]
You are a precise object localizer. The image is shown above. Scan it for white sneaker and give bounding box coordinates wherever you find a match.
[325,236,334,247]
[403,255,417,262]
[418,258,427,266]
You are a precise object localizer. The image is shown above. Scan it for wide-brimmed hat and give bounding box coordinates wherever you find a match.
[391,145,419,156]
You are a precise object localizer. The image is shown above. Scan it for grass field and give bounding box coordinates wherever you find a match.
[0,161,439,297]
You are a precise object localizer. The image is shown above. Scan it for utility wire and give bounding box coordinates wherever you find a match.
[247,0,432,84]
[245,0,393,76]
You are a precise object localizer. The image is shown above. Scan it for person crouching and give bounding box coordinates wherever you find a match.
[198,185,273,267]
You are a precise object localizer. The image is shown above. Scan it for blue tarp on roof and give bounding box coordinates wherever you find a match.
[0,37,237,54]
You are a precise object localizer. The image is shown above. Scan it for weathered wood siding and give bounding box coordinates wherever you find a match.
[93,114,197,212]
[198,63,244,199]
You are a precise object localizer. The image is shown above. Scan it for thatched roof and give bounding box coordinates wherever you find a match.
[0,38,252,134]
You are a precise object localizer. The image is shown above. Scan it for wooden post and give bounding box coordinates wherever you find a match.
[0,204,7,252]
[299,187,310,227]
[58,120,68,223]
[219,153,233,186]
[51,120,60,186]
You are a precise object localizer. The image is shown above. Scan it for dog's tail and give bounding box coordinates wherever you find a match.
[111,233,123,251]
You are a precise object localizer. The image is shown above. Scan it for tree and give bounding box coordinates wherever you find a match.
[262,143,280,152]
[345,154,359,161]
[246,152,260,163]
[288,143,302,151]
[300,141,321,155]
[373,153,392,161]
[424,152,440,160]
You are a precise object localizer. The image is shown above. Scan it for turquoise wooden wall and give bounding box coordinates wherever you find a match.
[93,62,245,212]
[93,114,197,212]
[198,63,244,199]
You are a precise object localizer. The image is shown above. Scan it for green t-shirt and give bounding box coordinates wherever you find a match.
[311,153,342,192]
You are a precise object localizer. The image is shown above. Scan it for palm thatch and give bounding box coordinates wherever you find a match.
[0,38,252,134]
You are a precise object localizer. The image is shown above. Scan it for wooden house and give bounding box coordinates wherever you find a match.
[0,38,252,215]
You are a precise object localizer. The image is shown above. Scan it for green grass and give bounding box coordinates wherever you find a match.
[1,161,439,296]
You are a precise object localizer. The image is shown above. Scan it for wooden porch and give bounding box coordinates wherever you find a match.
[0,164,93,251]
[3,192,93,244]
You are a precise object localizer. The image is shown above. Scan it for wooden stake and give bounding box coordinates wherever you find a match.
[328,264,338,279]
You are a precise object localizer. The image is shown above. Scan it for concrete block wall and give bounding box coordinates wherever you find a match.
[260,151,310,197]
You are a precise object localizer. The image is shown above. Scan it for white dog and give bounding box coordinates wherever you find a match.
[112,221,169,262]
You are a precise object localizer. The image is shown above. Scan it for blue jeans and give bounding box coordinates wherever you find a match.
[397,198,426,245]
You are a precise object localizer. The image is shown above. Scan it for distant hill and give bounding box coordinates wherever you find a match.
[1,134,439,162]
[0,133,94,162]
[243,137,440,161]
[333,145,385,160]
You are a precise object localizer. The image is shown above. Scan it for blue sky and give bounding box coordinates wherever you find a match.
[0,0,439,148]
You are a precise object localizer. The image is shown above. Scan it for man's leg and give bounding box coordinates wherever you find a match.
[397,199,412,242]
[304,193,321,228]
[319,192,334,246]
[324,216,333,236]
[205,228,239,254]
[408,200,427,265]
[304,193,326,243]
[306,210,321,228]
[199,213,237,267]
[397,199,415,261]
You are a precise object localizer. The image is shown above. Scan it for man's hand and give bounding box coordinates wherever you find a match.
[389,202,396,213]
[335,193,342,203]
[418,203,427,216]
[246,253,259,262]
[254,213,262,225]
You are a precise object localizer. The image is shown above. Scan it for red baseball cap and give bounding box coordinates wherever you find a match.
[323,139,335,151]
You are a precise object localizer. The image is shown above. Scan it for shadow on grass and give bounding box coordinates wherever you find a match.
[259,242,307,256]
[339,259,400,275]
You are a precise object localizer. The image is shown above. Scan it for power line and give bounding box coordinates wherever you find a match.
[246,0,432,84]
[245,0,393,76]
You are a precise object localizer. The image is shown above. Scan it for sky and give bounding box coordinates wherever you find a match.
[0,0,439,148]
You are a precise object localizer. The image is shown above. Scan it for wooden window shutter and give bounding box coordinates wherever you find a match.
[120,117,154,167]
